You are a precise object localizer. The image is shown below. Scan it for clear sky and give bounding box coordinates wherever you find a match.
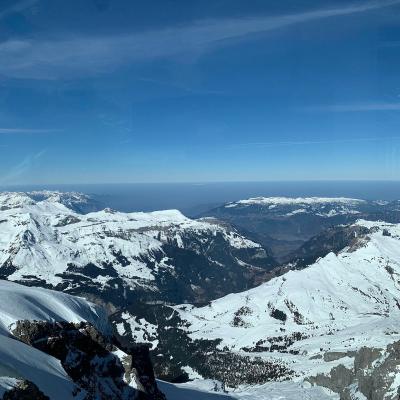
[1,0,400,184]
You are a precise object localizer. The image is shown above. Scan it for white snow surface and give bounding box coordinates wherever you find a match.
[0,280,109,399]
[176,220,400,378]
[0,192,260,288]
[0,280,108,336]
[159,379,338,399]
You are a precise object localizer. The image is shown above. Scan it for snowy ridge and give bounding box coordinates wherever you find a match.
[0,191,263,292]
[226,196,366,207]
[0,191,102,214]
[28,190,92,205]
[223,196,370,218]
[0,281,108,399]
[0,280,108,336]
[175,220,400,379]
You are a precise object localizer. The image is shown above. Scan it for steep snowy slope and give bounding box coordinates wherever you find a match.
[203,196,400,261]
[0,280,105,399]
[158,379,338,400]
[143,220,400,397]
[0,192,273,306]
[0,280,107,336]
[0,280,165,400]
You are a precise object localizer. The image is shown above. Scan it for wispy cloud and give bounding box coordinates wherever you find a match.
[0,128,60,134]
[0,0,38,21]
[0,0,399,79]
[303,103,400,112]
[232,136,400,149]
[0,149,46,184]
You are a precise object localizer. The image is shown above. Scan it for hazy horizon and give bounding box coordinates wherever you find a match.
[3,180,400,215]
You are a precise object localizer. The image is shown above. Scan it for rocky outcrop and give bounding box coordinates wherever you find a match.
[12,320,165,400]
[309,343,400,400]
[3,380,49,400]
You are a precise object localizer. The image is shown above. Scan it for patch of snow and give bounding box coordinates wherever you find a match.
[118,312,159,349]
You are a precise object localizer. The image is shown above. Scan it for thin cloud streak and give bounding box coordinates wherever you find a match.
[0,0,399,79]
[232,136,400,149]
[303,103,400,112]
[0,149,46,184]
[0,128,61,134]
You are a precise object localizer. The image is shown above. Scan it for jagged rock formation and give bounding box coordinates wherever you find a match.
[3,380,49,400]
[0,280,165,400]
[309,341,400,400]
[12,320,165,400]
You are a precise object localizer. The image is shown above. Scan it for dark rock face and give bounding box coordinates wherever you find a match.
[284,225,371,268]
[3,380,50,400]
[308,364,355,395]
[309,342,400,400]
[12,320,166,400]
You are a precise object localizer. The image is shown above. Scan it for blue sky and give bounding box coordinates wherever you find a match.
[1,0,400,184]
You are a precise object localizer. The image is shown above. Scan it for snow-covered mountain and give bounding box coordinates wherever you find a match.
[0,191,274,306]
[203,196,400,261]
[0,280,165,399]
[225,196,367,212]
[4,191,400,399]
[151,219,400,398]
[26,190,104,214]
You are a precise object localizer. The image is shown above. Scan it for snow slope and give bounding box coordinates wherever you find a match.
[0,280,108,336]
[159,380,338,400]
[0,280,108,399]
[175,220,400,378]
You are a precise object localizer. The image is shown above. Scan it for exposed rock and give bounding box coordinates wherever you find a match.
[308,364,355,394]
[3,380,50,400]
[12,320,165,400]
[309,343,400,400]
[324,351,357,362]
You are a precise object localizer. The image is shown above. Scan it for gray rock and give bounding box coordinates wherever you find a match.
[3,380,49,400]
[12,320,166,400]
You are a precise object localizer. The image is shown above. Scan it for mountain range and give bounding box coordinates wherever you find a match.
[202,196,400,262]
[1,191,400,399]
